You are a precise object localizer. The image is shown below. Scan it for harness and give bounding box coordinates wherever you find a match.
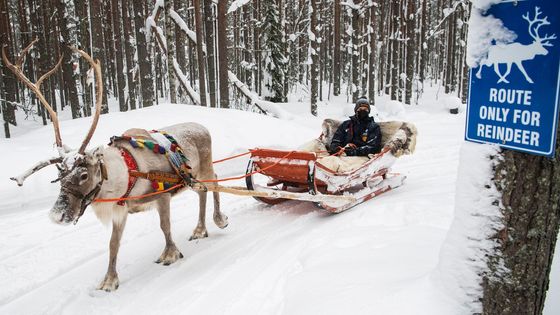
[118,148,138,206]
[109,130,195,206]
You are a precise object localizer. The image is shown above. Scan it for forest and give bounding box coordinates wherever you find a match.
[0,0,470,138]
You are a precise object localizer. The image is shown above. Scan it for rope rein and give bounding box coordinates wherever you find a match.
[93,150,295,203]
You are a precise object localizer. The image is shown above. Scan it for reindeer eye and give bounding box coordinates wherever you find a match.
[80,173,89,181]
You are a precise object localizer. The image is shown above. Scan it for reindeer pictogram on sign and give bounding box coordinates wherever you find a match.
[476,7,557,84]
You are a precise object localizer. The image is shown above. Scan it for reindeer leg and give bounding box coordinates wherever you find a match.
[515,61,534,84]
[98,214,128,292]
[211,175,228,229]
[155,195,184,265]
[189,190,209,240]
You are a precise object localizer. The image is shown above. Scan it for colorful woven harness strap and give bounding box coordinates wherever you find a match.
[118,148,138,206]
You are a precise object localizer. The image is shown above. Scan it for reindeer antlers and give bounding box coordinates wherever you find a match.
[522,7,557,46]
[2,38,64,150]
[3,41,104,186]
[69,47,103,155]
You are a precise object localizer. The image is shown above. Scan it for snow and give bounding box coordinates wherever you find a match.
[169,9,199,49]
[0,87,559,315]
[466,8,516,68]
[228,0,251,14]
[438,143,502,314]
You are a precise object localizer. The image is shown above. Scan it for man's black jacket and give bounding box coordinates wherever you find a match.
[329,116,382,156]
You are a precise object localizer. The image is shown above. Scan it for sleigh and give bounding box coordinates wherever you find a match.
[243,147,403,212]
[235,121,417,213]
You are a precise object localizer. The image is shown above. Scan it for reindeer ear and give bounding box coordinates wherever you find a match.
[92,146,104,160]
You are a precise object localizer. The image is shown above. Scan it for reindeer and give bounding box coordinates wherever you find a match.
[476,6,556,84]
[2,40,228,292]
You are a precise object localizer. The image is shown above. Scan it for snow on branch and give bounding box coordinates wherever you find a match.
[169,9,203,52]
[173,59,201,105]
[228,71,294,119]
[228,0,251,14]
[145,1,164,45]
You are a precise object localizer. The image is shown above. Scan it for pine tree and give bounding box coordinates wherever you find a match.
[261,0,287,103]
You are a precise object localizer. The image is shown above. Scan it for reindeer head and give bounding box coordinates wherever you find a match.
[523,7,557,55]
[50,149,108,224]
[3,41,104,224]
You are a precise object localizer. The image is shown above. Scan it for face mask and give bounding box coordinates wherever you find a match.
[357,110,369,120]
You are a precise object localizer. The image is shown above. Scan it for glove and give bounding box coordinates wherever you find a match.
[329,146,343,155]
[344,147,356,156]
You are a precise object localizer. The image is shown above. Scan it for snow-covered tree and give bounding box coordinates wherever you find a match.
[261,0,287,103]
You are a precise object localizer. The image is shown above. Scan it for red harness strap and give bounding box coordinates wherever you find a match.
[118,148,138,206]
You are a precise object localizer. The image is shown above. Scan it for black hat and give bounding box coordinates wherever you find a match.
[354,97,370,113]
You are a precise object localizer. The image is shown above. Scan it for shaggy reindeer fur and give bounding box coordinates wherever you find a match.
[49,122,228,292]
[299,119,418,173]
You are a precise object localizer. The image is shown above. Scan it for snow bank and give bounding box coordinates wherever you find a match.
[437,142,503,314]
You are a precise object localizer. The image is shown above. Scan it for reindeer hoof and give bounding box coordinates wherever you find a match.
[189,229,208,241]
[97,274,120,292]
[214,214,229,229]
[156,246,183,265]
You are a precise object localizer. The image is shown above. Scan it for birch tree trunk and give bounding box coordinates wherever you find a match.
[91,0,109,113]
[111,0,127,111]
[203,0,217,107]
[122,0,137,110]
[193,0,208,106]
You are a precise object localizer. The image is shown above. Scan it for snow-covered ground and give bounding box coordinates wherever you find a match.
[0,91,558,314]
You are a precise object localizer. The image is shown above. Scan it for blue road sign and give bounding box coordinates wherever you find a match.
[466,0,560,157]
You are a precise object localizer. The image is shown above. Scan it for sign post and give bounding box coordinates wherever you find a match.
[466,0,560,157]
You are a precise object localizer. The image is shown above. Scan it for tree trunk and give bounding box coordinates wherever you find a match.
[351,0,361,102]
[367,3,376,104]
[75,0,92,116]
[203,0,217,107]
[0,0,16,137]
[91,0,109,113]
[165,0,177,103]
[333,0,341,96]
[174,0,187,103]
[122,0,137,110]
[309,0,318,116]
[111,0,127,111]
[217,0,229,108]
[404,0,415,105]
[57,0,82,118]
[193,0,208,106]
[133,0,155,107]
[390,0,399,101]
[483,143,560,315]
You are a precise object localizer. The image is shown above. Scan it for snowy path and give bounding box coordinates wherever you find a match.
[1,104,468,314]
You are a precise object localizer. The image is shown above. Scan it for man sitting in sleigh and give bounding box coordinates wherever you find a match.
[328,97,382,157]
